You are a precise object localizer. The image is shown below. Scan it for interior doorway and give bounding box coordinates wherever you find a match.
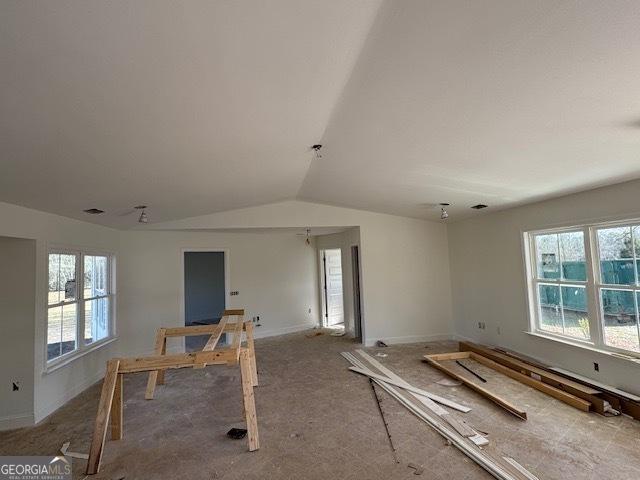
[183,250,227,351]
[320,248,344,327]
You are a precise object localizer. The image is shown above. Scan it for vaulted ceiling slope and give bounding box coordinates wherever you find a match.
[2,1,640,228]
[0,0,381,228]
[301,0,640,219]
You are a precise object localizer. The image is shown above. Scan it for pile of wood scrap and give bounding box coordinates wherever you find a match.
[342,349,539,480]
[424,341,639,421]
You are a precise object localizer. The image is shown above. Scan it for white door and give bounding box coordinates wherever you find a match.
[323,249,344,326]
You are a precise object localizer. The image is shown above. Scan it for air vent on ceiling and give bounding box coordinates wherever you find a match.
[471,204,488,210]
[83,208,104,214]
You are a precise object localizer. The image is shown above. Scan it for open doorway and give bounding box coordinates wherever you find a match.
[351,245,363,343]
[183,250,227,351]
[320,248,344,328]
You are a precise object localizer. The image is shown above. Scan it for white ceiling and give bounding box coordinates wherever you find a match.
[2,0,640,227]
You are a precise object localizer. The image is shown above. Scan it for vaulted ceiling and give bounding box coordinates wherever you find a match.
[2,0,640,228]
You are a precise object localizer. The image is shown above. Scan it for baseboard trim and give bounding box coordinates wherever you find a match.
[364,333,455,347]
[34,369,105,424]
[253,322,315,339]
[0,413,35,431]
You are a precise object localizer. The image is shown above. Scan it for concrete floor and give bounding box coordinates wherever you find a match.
[1,331,639,479]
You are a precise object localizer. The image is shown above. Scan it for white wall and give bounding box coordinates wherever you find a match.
[448,178,640,395]
[116,230,319,357]
[0,201,121,425]
[146,200,454,346]
[0,236,36,429]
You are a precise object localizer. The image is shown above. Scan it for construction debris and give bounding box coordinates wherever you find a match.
[60,442,89,460]
[342,350,537,480]
[375,340,388,347]
[407,463,424,475]
[369,378,399,464]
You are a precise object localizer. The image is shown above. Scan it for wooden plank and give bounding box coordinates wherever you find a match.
[230,319,244,362]
[354,350,471,413]
[145,328,167,400]
[223,309,245,316]
[157,332,167,385]
[163,324,221,337]
[423,355,527,420]
[202,317,228,351]
[118,350,235,373]
[110,374,123,440]
[239,349,260,451]
[426,351,472,361]
[86,359,120,475]
[245,321,258,386]
[348,367,470,413]
[459,342,606,414]
[469,353,591,412]
[551,367,640,402]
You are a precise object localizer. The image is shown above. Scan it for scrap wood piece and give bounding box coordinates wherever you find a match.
[60,442,89,460]
[348,366,470,413]
[341,352,530,480]
[407,463,424,475]
[423,354,527,420]
[456,360,487,383]
[468,352,591,412]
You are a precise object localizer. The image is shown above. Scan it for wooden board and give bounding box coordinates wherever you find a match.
[245,321,258,386]
[86,359,120,475]
[459,342,606,414]
[118,350,235,373]
[423,355,527,420]
[110,373,123,440]
[468,353,591,412]
[145,328,167,399]
[239,349,259,451]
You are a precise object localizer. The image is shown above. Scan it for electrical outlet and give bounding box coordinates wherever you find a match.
[593,362,599,372]
[308,307,312,314]
[12,380,20,392]
[496,326,501,335]
[230,291,239,296]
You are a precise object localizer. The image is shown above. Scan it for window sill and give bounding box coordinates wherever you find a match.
[43,337,118,375]
[525,330,640,364]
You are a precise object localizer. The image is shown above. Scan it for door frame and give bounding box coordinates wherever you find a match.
[179,248,231,349]
[351,245,363,342]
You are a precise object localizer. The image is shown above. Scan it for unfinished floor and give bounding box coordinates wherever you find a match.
[1,331,639,480]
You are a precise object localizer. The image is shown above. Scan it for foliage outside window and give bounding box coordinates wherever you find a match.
[526,221,640,355]
[47,249,114,365]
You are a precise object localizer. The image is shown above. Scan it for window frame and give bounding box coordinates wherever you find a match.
[524,219,640,359]
[45,246,116,370]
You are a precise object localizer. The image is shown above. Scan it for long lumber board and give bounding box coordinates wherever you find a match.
[459,342,607,414]
[423,355,527,420]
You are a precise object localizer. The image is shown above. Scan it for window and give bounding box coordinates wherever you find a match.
[47,249,115,364]
[525,220,640,356]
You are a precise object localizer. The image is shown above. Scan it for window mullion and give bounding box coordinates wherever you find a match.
[78,253,86,349]
[585,227,602,347]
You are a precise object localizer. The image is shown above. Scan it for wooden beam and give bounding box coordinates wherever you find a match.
[426,351,471,362]
[202,317,228,351]
[245,321,258,386]
[468,353,591,412]
[223,309,245,316]
[110,374,123,440]
[118,350,235,373]
[163,324,221,337]
[423,355,527,420]
[239,349,259,451]
[230,319,245,363]
[145,328,167,400]
[459,342,606,413]
[157,332,167,385]
[86,359,120,475]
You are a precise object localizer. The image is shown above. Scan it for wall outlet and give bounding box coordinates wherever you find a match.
[12,380,20,392]
[308,307,312,314]
[477,322,486,330]
[230,291,239,296]
[496,326,501,335]
[593,362,599,372]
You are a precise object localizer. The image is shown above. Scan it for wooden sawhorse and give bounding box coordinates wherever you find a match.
[86,309,258,475]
